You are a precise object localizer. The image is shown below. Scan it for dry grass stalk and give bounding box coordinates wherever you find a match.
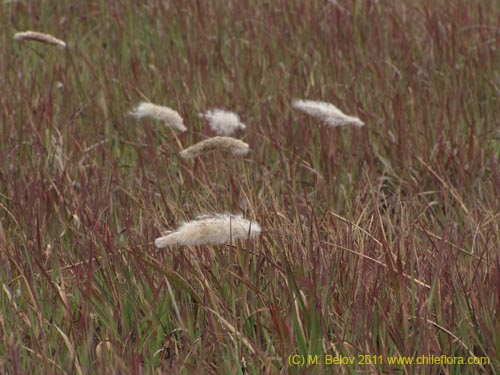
[292,99,364,128]
[50,128,66,174]
[0,219,6,250]
[179,136,249,159]
[129,102,187,132]
[14,31,67,49]
[155,214,261,248]
[199,109,246,136]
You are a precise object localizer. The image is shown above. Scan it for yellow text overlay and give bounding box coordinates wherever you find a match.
[288,354,491,367]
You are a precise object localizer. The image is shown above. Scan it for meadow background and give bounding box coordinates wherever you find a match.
[1,0,500,374]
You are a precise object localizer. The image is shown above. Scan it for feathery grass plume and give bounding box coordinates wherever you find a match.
[14,31,67,49]
[292,99,364,128]
[179,136,249,159]
[199,109,246,136]
[129,102,187,132]
[155,214,261,248]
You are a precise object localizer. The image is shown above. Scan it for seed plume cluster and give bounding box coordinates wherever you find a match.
[129,102,187,132]
[14,31,67,49]
[200,109,246,136]
[155,214,261,248]
[292,99,364,128]
[179,136,250,159]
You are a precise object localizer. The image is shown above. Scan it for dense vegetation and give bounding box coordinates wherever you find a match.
[1,1,499,373]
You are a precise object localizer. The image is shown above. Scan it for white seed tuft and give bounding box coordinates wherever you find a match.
[199,109,246,136]
[14,31,67,49]
[179,136,249,159]
[292,99,364,128]
[155,214,261,248]
[129,102,187,132]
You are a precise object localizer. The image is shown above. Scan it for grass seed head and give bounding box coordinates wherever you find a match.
[14,31,67,49]
[179,136,250,159]
[200,109,246,136]
[292,99,364,128]
[155,214,261,248]
[129,102,187,132]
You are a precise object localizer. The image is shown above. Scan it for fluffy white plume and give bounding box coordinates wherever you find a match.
[129,102,187,132]
[179,136,249,159]
[155,214,261,248]
[200,109,246,136]
[292,99,364,128]
[14,31,67,49]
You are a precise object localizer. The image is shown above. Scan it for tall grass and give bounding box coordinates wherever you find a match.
[1,0,499,374]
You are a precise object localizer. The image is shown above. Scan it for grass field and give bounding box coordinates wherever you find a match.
[1,0,500,374]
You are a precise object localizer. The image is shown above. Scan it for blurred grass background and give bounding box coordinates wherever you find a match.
[1,0,499,373]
